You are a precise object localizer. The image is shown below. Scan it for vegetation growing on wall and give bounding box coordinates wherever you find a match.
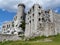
[19,20,25,31]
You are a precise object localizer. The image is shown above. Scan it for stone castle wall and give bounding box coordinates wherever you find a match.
[0,34,21,42]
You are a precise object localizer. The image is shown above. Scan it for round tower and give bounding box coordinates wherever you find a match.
[14,3,25,28]
[17,4,25,18]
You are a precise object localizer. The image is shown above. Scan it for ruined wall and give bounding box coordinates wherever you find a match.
[53,13,60,34]
[0,34,21,42]
[2,21,13,33]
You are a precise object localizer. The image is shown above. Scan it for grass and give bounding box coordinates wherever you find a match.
[0,34,60,45]
[28,36,46,41]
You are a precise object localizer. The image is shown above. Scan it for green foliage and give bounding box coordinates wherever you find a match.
[0,34,60,45]
[19,20,25,31]
[12,24,14,27]
[29,36,46,41]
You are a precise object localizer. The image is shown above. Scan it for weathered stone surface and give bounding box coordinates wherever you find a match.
[0,34,21,42]
[1,3,60,39]
[25,4,60,38]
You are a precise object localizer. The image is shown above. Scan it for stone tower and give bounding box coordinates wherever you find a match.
[14,4,25,30]
[25,4,56,38]
[25,4,43,38]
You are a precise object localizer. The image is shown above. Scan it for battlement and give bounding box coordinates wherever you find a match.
[18,4,25,8]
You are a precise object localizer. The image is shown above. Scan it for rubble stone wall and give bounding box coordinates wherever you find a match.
[0,34,21,42]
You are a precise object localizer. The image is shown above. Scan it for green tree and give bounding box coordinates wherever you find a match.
[19,20,25,31]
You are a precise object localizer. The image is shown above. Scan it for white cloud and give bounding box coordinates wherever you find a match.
[55,9,58,13]
[0,0,60,12]
[2,9,5,11]
[0,22,2,31]
[0,26,2,31]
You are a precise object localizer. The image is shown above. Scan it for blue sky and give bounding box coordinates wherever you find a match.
[0,9,16,25]
[0,9,16,31]
[0,0,60,30]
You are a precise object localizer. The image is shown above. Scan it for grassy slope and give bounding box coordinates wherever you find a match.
[0,34,60,45]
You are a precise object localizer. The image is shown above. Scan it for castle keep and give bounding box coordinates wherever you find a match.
[1,3,60,38]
